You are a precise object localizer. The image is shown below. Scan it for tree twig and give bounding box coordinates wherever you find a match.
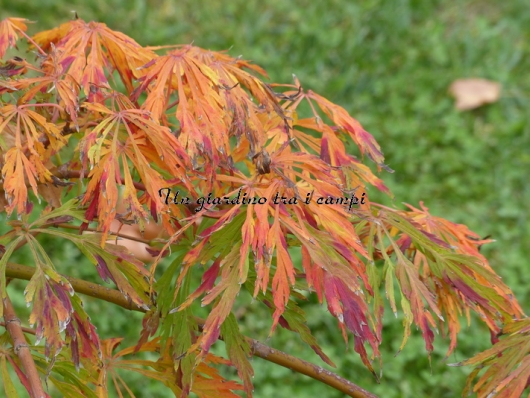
[0,320,36,335]
[249,340,375,398]
[55,223,152,245]
[0,220,154,255]
[5,262,377,398]
[2,294,46,398]
[55,169,146,192]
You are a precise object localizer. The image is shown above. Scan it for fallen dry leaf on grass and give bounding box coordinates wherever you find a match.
[449,78,501,110]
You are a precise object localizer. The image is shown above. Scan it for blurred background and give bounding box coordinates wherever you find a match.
[1,0,529,397]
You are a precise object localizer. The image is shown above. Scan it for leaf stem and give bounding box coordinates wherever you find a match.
[16,28,47,56]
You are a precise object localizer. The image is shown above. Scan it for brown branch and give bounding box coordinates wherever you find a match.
[0,320,36,335]
[1,221,153,260]
[55,169,146,192]
[5,262,377,398]
[248,340,375,398]
[5,262,141,311]
[2,294,46,398]
[55,223,152,245]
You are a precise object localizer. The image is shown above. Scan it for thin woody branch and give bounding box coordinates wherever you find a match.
[249,340,375,398]
[0,221,154,253]
[55,169,146,192]
[55,223,152,245]
[0,320,36,335]
[2,293,46,398]
[5,262,377,398]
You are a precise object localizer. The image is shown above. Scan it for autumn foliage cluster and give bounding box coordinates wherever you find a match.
[0,17,529,398]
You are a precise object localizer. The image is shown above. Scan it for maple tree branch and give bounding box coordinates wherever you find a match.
[0,320,36,335]
[5,262,377,398]
[55,169,146,191]
[248,340,375,398]
[0,221,153,256]
[2,293,46,398]
[5,262,141,311]
[55,223,152,245]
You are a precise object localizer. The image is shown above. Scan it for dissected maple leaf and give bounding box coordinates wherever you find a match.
[23,264,74,358]
[131,45,289,186]
[368,205,523,358]
[0,57,27,79]
[0,103,66,215]
[85,337,243,397]
[300,89,392,172]
[17,47,81,125]
[451,319,530,398]
[0,18,30,58]
[31,19,155,95]
[78,96,193,243]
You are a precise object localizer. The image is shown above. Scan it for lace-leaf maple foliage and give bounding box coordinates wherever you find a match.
[0,17,527,398]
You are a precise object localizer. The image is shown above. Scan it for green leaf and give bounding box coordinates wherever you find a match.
[37,229,151,310]
[1,356,19,398]
[221,313,253,396]
[0,235,25,316]
[29,198,87,229]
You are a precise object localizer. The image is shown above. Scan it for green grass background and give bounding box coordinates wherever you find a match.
[1,0,529,397]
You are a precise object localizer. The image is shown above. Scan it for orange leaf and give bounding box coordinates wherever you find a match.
[0,18,30,58]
